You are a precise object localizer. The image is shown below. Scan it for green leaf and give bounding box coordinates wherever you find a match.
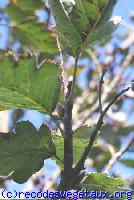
[0,57,61,114]
[74,126,94,139]
[11,0,44,11]
[5,4,33,23]
[82,173,127,194]
[48,0,119,55]
[13,22,58,54]
[48,0,82,56]
[5,3,58,54]
[120,159,134,168]
[73,126,94,164]
[84,20,119,46]
[0,121,56,183]
[54,126,93,165]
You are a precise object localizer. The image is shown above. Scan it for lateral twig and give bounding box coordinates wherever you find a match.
[78,52,133,127]
[74,87,130,174]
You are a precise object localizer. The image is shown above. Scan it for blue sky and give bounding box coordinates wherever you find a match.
[114,0,134,21]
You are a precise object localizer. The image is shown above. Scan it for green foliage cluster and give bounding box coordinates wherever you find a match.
[0,0,133,196]
[48,0,119,55]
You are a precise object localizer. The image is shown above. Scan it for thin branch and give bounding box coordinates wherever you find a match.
[99,70,106,115]
[101,87,130,117]
[73,87,130,174]
[78,52,133,127]
[104,137,134,174]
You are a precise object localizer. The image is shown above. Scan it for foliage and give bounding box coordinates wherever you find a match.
[82,173,127,193]
[0,56,61,114]
[0,121,56,183]
[0,0,133,196]
[55,126,94,165]
[6,0,57,54]
[48,0,119,55]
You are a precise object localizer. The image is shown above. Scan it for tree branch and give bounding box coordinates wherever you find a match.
[99,70,106,115]
[63,81,73,187]
[73,87,130,174]
[62,53,80,189]
[77,52,133,127]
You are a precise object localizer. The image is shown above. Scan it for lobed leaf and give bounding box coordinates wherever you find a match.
[48,0,119,55]
[0,57,61,114]
[0,121,56,183]
[82,173,128,195]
